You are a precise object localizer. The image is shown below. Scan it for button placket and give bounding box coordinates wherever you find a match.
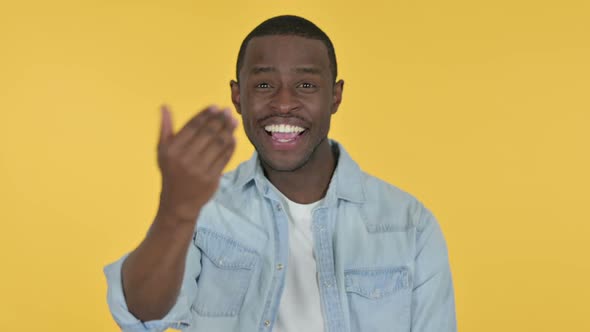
[313,207,347,331]
[259,196,288,332]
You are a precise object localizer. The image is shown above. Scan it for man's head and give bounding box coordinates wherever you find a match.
[230,15,344,172]
[236,15,338,84]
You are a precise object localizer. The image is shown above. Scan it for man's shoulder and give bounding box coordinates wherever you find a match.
[220,166,243,187]
[361,171,416,204]
[219,158,256,191]
[358,170,433,231]
[209,159,260,208]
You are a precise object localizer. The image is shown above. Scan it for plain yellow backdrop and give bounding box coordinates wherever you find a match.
[1,0,589,331]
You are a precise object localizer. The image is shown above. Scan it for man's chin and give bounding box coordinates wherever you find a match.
[259,153,310,173]
[255,136,328,173]
[261,157,305,172]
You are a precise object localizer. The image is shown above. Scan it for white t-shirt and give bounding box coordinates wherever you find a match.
[272,187,325,332]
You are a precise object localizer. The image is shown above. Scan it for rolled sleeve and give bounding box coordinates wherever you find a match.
[104,245,201,332]
[411,206,457,332]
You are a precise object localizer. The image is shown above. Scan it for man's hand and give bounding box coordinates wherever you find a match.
[120,105,238,321]
[156,105,238,223]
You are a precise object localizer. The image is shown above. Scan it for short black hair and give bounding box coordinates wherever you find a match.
[236,15,337,83]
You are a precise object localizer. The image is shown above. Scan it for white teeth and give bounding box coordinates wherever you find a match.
[264,124,305,133]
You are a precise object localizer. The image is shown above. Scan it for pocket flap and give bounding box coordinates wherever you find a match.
[195,228,258,270]
[344,267,410,299]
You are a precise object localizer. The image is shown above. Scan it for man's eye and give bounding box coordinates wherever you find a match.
[256,82,270,88]
[298,82,315,89]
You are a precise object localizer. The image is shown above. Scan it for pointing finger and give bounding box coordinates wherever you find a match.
[158,104,174,147]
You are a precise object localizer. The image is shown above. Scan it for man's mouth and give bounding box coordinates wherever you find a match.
[264,124,307,143]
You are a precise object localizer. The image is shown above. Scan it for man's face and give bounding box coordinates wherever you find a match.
[231,35,343,172]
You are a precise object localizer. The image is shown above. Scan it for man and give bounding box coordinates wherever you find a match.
[105,15,456,332]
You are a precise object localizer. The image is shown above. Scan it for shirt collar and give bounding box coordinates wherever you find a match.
[235,139,366,203]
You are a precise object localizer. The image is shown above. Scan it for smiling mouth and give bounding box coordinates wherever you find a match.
[264,124,307,143]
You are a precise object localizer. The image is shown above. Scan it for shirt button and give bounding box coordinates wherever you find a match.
[276,204,282,211]
[277,263,284,270]
[264,320,271,327]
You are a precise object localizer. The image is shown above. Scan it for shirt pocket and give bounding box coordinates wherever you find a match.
[192,228,259,317]
[344,266,411,332]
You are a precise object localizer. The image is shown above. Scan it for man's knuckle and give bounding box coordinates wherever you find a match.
[159,147,171,160]
[215,136,226,146]
[225,135,236,147]
[212,114,226,127]
[187,118,201,130]
[177,155,192,168]
[201,126,216,138]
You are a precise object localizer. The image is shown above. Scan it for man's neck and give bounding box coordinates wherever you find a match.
[263,139,337,204]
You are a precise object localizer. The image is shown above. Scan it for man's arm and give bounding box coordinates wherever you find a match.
[114,105,237,322]
[121,212,198,322]
[411,206,457,331]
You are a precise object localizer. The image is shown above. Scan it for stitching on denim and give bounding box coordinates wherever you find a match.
[255,194,292,331]
[359,204,411,233]
[192,261,253,318]
[313,207,347,332]
[344,266,410,299]
[192,304,240,317]
[125,319,191,330]
[192,229,257,318]
[344,266,408,275]
[195,227,259,269]
[366,223,412,233]
[197,227,259,254]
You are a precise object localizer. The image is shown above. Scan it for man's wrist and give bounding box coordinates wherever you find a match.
[153,207,200,232]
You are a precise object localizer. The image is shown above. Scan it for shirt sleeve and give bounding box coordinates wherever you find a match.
[411,206,457,332]
[103,237,202,332]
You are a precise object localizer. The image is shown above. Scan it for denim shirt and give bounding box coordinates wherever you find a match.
[104,140,457,332]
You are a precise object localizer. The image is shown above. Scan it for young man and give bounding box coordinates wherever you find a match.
[105,15,456,332]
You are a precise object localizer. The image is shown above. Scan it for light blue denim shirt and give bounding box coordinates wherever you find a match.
[104,140,456,332]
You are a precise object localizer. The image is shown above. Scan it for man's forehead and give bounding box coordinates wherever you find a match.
[243,35,330,68]
[250,65,323,75]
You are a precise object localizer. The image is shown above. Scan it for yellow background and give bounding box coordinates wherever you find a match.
[1,0,589,331]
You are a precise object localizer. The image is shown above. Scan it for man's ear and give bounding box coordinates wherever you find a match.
[331,80,344,114]
[230,80,241,114]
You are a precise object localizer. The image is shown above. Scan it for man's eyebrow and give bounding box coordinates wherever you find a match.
[251,66,276,75]
[293,67,322,75]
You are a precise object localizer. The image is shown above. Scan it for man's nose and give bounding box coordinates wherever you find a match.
[270,85,301,113]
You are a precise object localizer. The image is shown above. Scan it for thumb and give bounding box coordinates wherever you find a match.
[159,104,174,145]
